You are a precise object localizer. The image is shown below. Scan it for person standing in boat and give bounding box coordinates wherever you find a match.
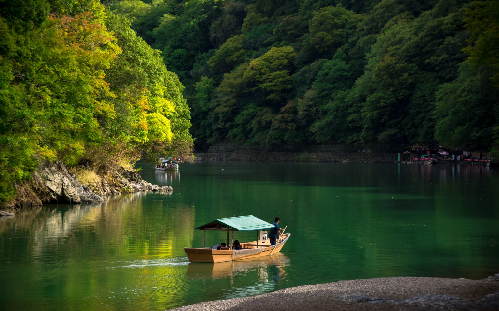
[269,217,281,245]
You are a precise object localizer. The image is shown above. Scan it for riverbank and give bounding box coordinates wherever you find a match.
[194,143,397,162]
[194,151,398,163]
[171,273,499,311]
[193,144,494,164]
[1,160,172,210]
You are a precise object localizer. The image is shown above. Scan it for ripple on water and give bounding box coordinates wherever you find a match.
[107,257,190,270]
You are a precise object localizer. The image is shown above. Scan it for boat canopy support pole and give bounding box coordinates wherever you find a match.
[226,230,229,247]
[203,230,205,248]
[257,230,259,247]
[231,231,233,249]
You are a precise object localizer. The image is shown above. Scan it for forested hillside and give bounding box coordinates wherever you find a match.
[109,0,499,152]
[1,0,498,205]
[0,0,192,204]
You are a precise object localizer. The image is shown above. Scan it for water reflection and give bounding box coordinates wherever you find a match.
[0,162,498,311]
[186,253,289,280]
[154,170,180,185]
[0,192,197,311]
[186,253,290,300]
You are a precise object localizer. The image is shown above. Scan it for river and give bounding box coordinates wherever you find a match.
[0,162,498,310]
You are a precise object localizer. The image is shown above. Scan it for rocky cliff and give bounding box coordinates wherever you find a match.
[3,161,172,210]
[33,161,104,204]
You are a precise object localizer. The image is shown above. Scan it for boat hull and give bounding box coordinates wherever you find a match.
[185,233,290,263]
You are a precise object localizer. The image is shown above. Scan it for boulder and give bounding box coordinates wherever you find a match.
[119,168,142,182]
[35,161,103,204]
[36,162,81,203]
[78,184,104,203]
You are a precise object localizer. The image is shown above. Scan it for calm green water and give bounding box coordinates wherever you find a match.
[1,162,498,310]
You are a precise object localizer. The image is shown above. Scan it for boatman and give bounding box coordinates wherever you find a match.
[269,217,281,245]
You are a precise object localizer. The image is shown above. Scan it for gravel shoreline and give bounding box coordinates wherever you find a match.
[171,273,499,311]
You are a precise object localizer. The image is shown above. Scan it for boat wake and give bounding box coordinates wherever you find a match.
[107,257,190,269]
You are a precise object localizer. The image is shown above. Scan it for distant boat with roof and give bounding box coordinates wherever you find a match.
[184,215,290,263]
[155,157,179,171]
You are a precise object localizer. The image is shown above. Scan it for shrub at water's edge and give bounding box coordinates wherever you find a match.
[0,0,192,207]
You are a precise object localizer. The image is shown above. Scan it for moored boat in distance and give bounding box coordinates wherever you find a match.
[184,215,290,263]
[155,157,179,171]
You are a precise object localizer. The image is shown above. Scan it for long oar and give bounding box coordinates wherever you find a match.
[279,226,287,242]
[280,226,287,235]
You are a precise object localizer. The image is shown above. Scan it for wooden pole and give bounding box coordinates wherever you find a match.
[257,230,259,247]
[226,230,229,247]
[203,230,205,248]
[231,230,233,248]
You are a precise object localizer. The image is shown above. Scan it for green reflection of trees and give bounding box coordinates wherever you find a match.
[0,194,195,311]
[1,163,499,310]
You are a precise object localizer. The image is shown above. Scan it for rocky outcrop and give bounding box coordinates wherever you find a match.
[32,161,104,204]
[101,168,172,196]
[119,168,142,183]
[127,180,173,192]
[5,160,173,209]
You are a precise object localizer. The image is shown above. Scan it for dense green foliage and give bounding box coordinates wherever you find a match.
[2,0,498,203]
[108,0,498,152]
[0,0,192,204]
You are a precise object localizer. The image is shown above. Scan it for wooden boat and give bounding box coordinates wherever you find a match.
[155,159,179,171]
[184,215,290,263]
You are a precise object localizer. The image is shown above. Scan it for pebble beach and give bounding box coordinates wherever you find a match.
[171,274,499,311]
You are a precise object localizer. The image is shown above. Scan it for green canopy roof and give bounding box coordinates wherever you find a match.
[196,215,274,231]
